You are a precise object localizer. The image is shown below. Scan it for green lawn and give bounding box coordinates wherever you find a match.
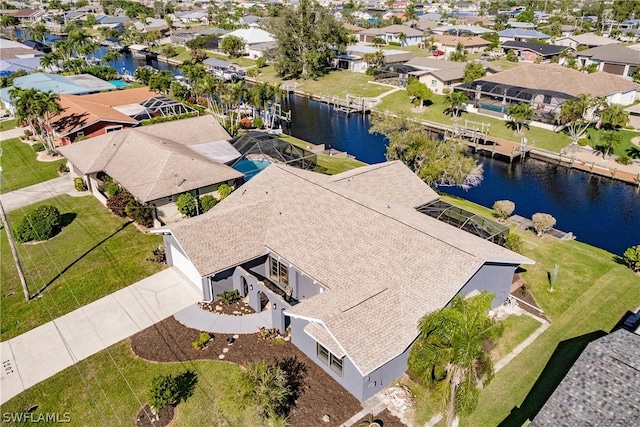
[160,45,256,68]
[376,91,572,152]
[0,195,163,340]
[584,127,640,158]
[0,119,18,131]
[0,138,66,194]
[0,340,243,426]
[490,314,543,362]
[278,133,367,174]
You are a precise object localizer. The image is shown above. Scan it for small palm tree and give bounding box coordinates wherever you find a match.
[507,102,533,135]
[444,91,469,120]
[600,130,622,159]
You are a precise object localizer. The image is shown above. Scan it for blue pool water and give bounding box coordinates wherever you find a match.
[109,80,129,88]
[234,159,272,180]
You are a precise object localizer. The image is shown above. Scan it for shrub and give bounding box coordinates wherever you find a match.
[239,116,253,129]
[257,327,280,341]
[506,50,518,62]
[238,361,291,419]
[623,245,640,272]
[58,163,70,174]
[217,289,241,305]
[147,371,198,410]
[73,177,87,191]
[102,175,121,197]
[388,41,401,46]
[616,154,632,165]
[577,138,588,146]
[493,200,515,221]
[442,87,451,94]
[253,116,264,129]
[504,233,524,253]
[255,57,267,68]
[23,129,33,138]
[147,245,166,264]
[13,205,62,242]
[532,212,556,237]
[106,190,133,217]
[191,332,212,349]
[246,67,259,77]
[162,44,178,58]
[125,199,154,227]
[176,192,200,217]
[218,184,232,200]
[200,194,218,212]
[31,142,45,152]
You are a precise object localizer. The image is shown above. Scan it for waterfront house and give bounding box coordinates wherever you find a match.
[500,41,566,63]
[220,24,275,59]
[155,161,533,402]
[59,116,243,224]
[10,8,45,23]
[574,44,640,79]
[405,57,500,94]
[335,46,412,73]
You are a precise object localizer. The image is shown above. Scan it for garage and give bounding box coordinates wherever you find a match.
[168,242,202,292]
[602,63,625,76]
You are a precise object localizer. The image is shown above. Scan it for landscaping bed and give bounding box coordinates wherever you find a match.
[355,409,405,427]
[135,404,175,427]
[197,298,255,316]
[131,316,363,427]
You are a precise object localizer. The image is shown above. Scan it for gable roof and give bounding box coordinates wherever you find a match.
[476,64,638,98]
[498,29,550,39]
[52,87,158,136]
[575,43,640,65]
[58,116,242,202]
[532,329,640,426]
[434,34,492,47]
[501,41,566,57]
[560,32,620,47]
[164,162,533,374]
[406,57,467,80]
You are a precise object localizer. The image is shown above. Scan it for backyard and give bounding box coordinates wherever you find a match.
[0,195,164,340]
[0,137,66,194]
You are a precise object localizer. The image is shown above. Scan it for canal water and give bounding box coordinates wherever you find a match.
[284,96,640,256]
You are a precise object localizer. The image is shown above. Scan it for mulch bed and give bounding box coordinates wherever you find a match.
[130,316,363,427]
[197,299,256,316]
[135,404,175,427]
[510,274,550,321]
[355,409,405,427]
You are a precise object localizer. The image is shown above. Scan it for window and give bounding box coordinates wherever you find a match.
[431,79,437,86]
[105,125,123,133]
[269,256,289,286]
[316,343,343,376]
[76,131,84,137]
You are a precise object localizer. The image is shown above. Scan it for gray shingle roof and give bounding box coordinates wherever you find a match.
[58,116,242,202]
[532,329,640,426]
[575,44,640,65]
[165,162,533,374]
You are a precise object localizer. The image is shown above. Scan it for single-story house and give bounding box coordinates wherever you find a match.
[434,34,492,57]
[497,29,550,43]
[155,161,533,403]
[59,116,244,224]
[431,25,494,36]
[554,32,619,50]
[456,63,639,123]
[356,24,423,46]
[335,46,413,73]
[406,57,500,94]
[574,44,640,79]
[501,41,566,63]
[10,8,45,22]
[0,39,44,76]
[221,24,275,58]
[531,329,640,426]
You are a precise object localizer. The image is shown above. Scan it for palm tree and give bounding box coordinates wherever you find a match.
[559,93,595,144]
[506,102,533,135]
[31,21,48,43]
[444,91,469,120]
[600,130,622,159]
[39,52,60,72]
[38,91,62,153]
[165,16,175,37]
[397,32,407,46]
[9,88,61,153]
[54,39,73,61]
[179,61,207,104]
[599,103,629,130]
[408,292,503,427]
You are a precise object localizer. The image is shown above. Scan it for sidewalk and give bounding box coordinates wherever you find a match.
[0,267,201,404]
[174,304,272,334]
[0,174,74,212]
[0,127,24,141]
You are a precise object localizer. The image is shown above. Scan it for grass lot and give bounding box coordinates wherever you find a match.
[0,340,243,426]
[278,133,367,175]
[376,91,572,152]
[159,45,256,68]
[0,195,163,340]
[584,127,640,158]
[438,195,640,426]
[0,119,18,131]
[490,314,542,362]
[0,138,66,194]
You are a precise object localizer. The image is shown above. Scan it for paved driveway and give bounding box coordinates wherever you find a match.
[0,268,201,404]
[0,175,74,212]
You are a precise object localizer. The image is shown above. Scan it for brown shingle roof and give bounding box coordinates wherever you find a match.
[435,34,491,47]
[58,116,242,202]
[478,64,638,98]
[166,163,533,374]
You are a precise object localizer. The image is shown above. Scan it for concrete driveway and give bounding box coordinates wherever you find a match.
[0,175,74,212]
[0,267,201,404]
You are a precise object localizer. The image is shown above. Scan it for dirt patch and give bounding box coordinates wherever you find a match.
[355,409,405,427]
[135,404,175,427]
[198,299,256,316]
[130,316,362,427]
[510,274,549,321]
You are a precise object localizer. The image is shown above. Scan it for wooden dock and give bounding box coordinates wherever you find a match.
[312,94,373,115]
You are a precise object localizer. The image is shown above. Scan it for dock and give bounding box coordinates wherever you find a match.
[510,215,575,240]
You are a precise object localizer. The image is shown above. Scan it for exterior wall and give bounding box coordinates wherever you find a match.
[255,252,324,301]
[163,233,207,294]
[64,121,131,145]
[458,262,518,308]
[605,90,636,106]
[418,74,463,94]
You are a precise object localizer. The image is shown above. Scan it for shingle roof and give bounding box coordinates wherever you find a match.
[477,64,638,98]
[434,34,492,47]
[575,43,640,65]
[358,24,423,37]
[406,57,467,80]
[564,32,620,47]
[165,163,533,374]
[498,29,550,39]
[501,41,566,57]
[531,329,640,426]
[58,116,242,202]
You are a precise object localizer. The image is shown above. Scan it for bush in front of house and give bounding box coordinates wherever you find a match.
[218,184,232,200]
[532,213,556,237]
[147,370,198,411]
[253,116,264,129]
[200,194,218,213]
[191,332,212,349]
[125,199,154,228]
[176,193,201,217]
[14,205,62,243]
[73,177,87,191]
[102,175,122,197]
[31,142,45,152]
[255,57,267,68]
[58,163,70,174]
[504,233,524,253]
[216,289,241,305]
[106,190,134,217]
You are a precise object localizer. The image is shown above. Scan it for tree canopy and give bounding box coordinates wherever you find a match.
[264,0,348,79]
[221,35,245,58]
[463,62,486,83]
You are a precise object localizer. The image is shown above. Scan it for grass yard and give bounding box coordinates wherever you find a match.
[159,45,256,68]
[435,197,640,426]
[0,118,18,131]
[490,314,543,362]
[0,138,66,194]
[0,340,242,426]
[584,127,640,158]
[278,133,367,175]
[376,91,572,152]
[0,195,163,340]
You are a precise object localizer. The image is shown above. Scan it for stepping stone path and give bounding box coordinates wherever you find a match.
[222,348,229,353]
[218,355,225,360]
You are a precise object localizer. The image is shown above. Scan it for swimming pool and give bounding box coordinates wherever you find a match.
[233,158,272,180]
[109,80,130,89]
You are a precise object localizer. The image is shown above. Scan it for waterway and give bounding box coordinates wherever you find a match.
[283,96,640,256]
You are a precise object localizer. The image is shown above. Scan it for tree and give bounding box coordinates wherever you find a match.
[265,0,349,79]
[449,43,467,62]
[363,50,385,72]
[622,245,640,273]
[148,70,173,94]
[9,88,61,153]
[101,50,121,68]
[408,292,503,427]
[13,205,62,243]
[406,77,433,110]
[462,62,486,83]
[559,94,597,144]
[370,113,482,189]
[599,103,629,130]
[221,35,245,58]
[147,371,197,411]
[507,102,533,135]
[599,130,622,159]
[532,213,556,237]
[218,183,233,200]
[443,91,469,120]
[371,36,386,47]
[176,193,201,217]
[493,200,515,221]
[404,2,418,23]
[179,61,207,104]
[165,16,175,37]
[492,13,508,30]
[31,21,47,42]
[515,7,535,23]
